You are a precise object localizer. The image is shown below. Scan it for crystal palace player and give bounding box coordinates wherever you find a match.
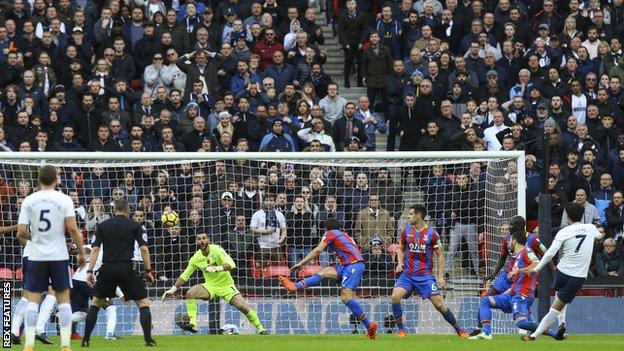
[470,216,549,336]
[522,202,603,341]
[17,165,86,351]
[278,218,378,339]
[470,229,559,340]
[391,205,467,338]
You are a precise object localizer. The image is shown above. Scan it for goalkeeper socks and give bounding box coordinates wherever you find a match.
[83,305,100,341]
[245,308,265,332]
[516,320,538,332]
[106,305,117,335]
[557,305,567,326]
[391,303,405,331]
[479,298,493,335]
[36,294,56,334]
[295,274,322,290]
[530,308,559,339]
[139,306,153,342]
[345,299,371,329]
[441,309,462,334]
[57,303,72,347]
[186,299,198,327]
[24,302,39,347]
[11,297,27,336]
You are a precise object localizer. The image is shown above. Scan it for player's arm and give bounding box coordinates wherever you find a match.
[86,245,100,287]
[162,259,197,300]
[66,216,86,267]
[16,224,30,245]
[291,240,328,271]
[139,244,155,283]
[531,236,563,273]
[0,224,17,235]
[485,248,508,282]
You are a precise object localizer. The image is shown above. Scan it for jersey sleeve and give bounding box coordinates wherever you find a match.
[322,231,335,246]
[525,249,539,263]
[180,255,198,281]
[92,225,102,248]
[431,230,440,250]
[277,212,287,228]
[215,245,236,269]
[399,228,406,246]
[63,196,76,218]
[17,199,30,225]
[134,223,148,247]
[530,236,547,257]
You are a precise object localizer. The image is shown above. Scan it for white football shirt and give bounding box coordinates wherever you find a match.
[535,222,602,278]
[18,189,75,261]
[73,245,103,282]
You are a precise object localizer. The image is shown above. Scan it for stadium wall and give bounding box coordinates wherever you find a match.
[24,297,624,336]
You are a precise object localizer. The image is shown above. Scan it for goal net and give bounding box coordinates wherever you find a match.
[0,151,525,336]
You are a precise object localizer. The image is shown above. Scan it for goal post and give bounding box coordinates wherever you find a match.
[0,151,525,335]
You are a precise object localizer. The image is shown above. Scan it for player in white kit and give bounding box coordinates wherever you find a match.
[522,202,603,341]
[17,165,86,351]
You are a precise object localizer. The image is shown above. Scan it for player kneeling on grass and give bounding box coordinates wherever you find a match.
[469,230,559,340]
[278,218,378,339]
[391,205,467,338]
[162,232,266,334]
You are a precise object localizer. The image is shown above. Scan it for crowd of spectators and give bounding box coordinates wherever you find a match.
[1,0,624,284]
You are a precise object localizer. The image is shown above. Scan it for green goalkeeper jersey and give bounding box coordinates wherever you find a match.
[180,245,236,287]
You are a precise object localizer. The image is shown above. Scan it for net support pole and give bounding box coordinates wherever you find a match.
[538,133,553,319]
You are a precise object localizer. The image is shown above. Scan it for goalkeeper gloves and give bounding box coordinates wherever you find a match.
[204,265,224,273]
[162,286,177,301]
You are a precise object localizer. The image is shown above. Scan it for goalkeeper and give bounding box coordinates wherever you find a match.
[162,232,266,334]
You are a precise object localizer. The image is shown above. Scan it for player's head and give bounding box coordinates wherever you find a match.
[38,164,59,187]
[196,231,210,249]
[324,218,341,231]
[511,230,527,247]
[509,215,526,235]
[408,204,427,224]
[113,198,130,216]
[565,202,585,223]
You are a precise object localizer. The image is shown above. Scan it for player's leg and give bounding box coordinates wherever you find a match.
[527,296,567,340]
[428,290,467,337]
[183,284,212,331]
[471,276,507,335]
[23,260,48,348]
[82,297,104,345]
[101,299,118,340]
[337,263,376,339]
[135,297,156,345]
[466,224,479,275]
[70,282,88,339]
[51,260,75,350]
[35,288,57,344]
[390,286,410,337]
[11,292,28,343]
[279,266,338,292]
[228,293,266,334]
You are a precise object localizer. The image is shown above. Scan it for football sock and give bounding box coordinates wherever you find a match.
[345,299,371,329]
[245,308,265,332]
[391,303,405,330]
[139,306,153,341]
[530,308,559,339]
[295,274,322,290]
[479,298,493,335]
[58,303,72,347]
[24,302,39,347]
[516,319,538,332]
[557,305,567,326]
[475,311,482,329]
[83,305,100,341]
[106,305,117,334]
[186,299,198,327]
[11,297,27,336]
[36,294,56,334]
[441,309,462,333]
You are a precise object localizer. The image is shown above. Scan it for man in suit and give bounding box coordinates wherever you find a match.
[332,102,368,151]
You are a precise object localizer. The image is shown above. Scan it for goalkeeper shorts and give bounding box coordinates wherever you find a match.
[202,283,240,303]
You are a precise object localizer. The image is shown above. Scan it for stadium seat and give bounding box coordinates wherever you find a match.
[0,268,13,280]
[15,267,23,280]
[262,266,291,278]
[131,78,143,91]
[386,243,399,261]
[298,265,322,277]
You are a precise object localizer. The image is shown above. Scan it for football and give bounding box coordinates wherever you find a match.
[161,211,180,227]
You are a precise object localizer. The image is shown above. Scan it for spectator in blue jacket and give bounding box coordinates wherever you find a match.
[354,96,387,151]
[374,3,402,59]
[264,50,295,94]
[259,119,297,152]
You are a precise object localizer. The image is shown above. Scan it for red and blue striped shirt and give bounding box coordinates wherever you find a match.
[510,248,539,298]
[322,230,363,265]
[502,232,547,273]
[400,225,440,277]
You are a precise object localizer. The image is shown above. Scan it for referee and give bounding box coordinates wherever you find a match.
[82,198,156,347]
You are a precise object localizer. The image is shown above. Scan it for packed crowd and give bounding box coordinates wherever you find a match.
[1,0,624,283]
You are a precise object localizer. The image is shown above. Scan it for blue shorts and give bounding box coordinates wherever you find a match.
[24,260,72,293]
[394,274,441,300]
[553,270,585,304]
[71,280,94,312]
[335,262,365,290]
[491,294,533,320]
[21,256,29,282]
[491,272,511,293]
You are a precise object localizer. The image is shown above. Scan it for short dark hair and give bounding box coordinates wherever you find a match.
[38,165,58,186]
[113,198,130,213]
[409,204,427,218]
[512,230,527,245]
[509,215,526,234]
[565,202,585,222]
[324,218,342,231]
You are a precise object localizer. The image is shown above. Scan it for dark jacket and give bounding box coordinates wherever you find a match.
[332,116,368,151]
[605,203,624,239]
[595,249,624,277]
[338,10,367,47]
[71,106,103,148]
[362,45,393,88]
[398,104,425,151]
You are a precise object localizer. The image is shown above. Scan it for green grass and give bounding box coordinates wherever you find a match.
[16,334,624,351]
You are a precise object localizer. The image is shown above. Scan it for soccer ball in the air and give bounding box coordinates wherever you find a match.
[161,211,180,227]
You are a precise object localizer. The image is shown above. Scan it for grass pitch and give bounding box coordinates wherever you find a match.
[16,334,622,351]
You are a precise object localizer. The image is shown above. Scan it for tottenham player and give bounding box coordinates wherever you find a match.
[522,202,603,341]
[17,165,86,351]
[391,205,468,338]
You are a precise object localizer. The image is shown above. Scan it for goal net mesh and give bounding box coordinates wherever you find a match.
[0,153,523,335]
